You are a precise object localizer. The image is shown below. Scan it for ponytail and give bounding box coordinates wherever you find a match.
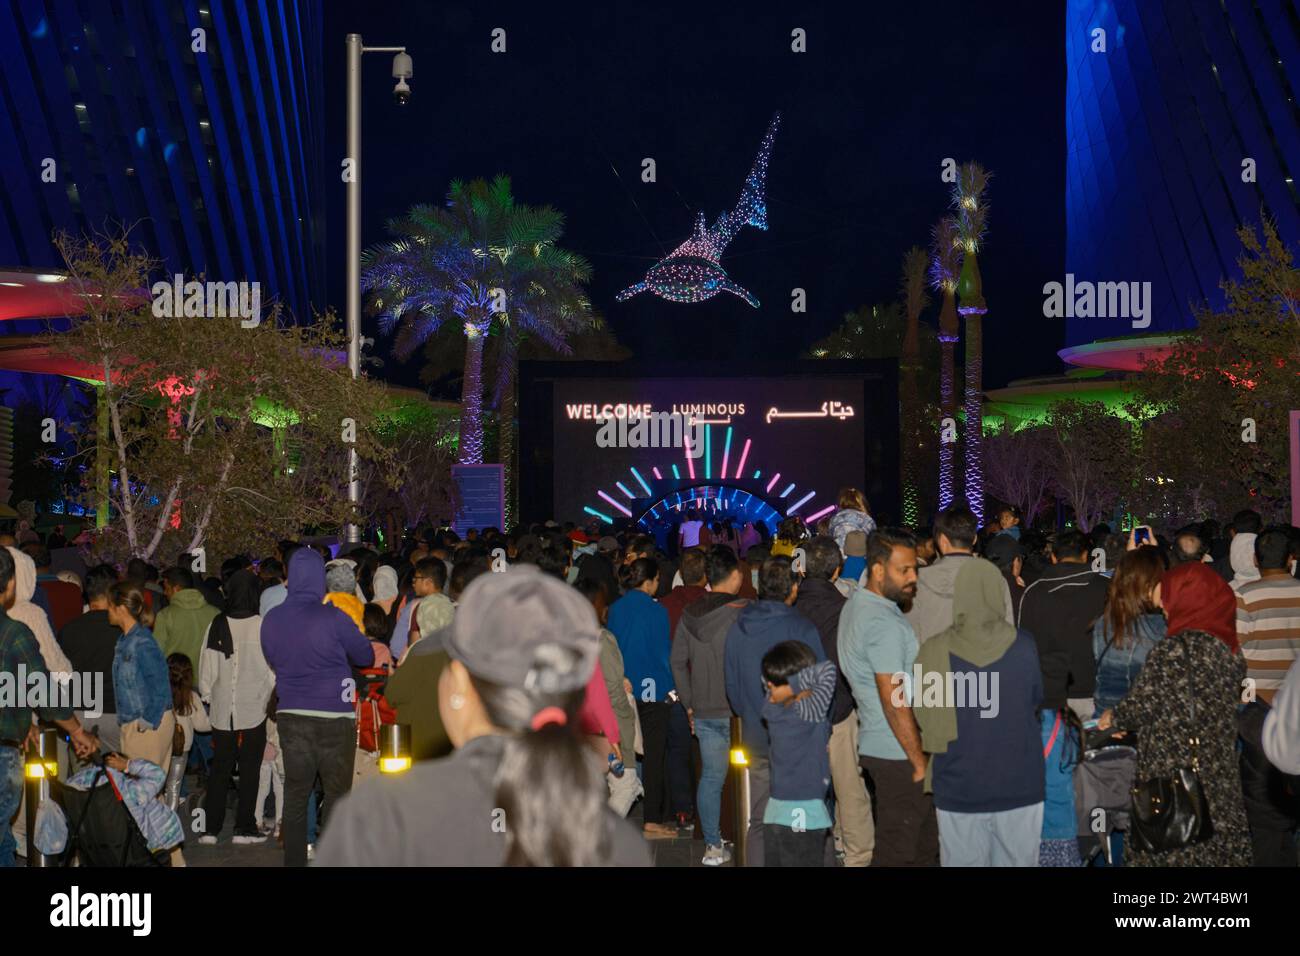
[110,581,155,630]
[470,669,613,867]
[619,556,658,593]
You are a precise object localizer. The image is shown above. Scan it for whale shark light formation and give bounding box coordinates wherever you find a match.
[616,112,781,308]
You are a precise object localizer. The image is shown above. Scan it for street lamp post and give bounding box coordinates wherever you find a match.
[345,34,410,545]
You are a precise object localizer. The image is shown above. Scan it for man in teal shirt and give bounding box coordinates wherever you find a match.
[837,527,937,866]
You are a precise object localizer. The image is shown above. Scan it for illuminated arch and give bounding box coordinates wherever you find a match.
[580,424,835,528]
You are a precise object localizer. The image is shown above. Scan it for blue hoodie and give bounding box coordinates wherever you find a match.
[261,548,374,714]
[723,600,826,757]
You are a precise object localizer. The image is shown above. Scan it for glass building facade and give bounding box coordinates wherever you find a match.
[0,0,326,325]
[1065,0,1300,348]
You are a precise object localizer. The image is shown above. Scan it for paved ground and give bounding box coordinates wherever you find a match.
[181,777,729,868]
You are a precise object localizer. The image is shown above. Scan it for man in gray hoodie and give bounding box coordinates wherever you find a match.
[670,546,749,865]
[906,506,1014,644]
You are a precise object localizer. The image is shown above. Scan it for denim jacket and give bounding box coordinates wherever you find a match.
[112,624,173,729]
[1091,612,1166,714]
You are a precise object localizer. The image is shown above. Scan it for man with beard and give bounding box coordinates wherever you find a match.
[837,528,937,866]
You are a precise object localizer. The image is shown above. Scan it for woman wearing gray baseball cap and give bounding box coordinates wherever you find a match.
[316,565,651,866]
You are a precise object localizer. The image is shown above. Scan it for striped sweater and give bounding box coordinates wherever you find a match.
[762,660,837,801]
[1235,574,1300,705]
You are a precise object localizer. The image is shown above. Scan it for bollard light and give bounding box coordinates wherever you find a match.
[730,716,749,867]
[25,727,61,867]
[378,723,412,774]
[24,759,57,779]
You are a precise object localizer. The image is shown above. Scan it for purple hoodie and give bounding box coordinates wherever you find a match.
[261,548,374,714]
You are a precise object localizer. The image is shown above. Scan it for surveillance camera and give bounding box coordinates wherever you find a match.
[391,51,412,105]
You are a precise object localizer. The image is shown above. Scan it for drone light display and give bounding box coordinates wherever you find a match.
[617,112,781,307]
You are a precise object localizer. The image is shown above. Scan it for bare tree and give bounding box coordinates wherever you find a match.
[983,425,1054,526]
[1043,401,1131,532]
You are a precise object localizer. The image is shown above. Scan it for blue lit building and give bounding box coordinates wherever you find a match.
[1062,0,1300,367]
[0,0,326,325]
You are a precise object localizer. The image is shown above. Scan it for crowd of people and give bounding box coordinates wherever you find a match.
[2,493,1299,867]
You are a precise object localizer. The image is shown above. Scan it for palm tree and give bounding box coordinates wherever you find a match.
[808,302,907,359]
[362,176,592,466]
[899,246,930,526]
[953,162,992,524]
[929,217,961,511]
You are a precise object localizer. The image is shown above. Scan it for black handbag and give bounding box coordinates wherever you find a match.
[1128,635,1214,854]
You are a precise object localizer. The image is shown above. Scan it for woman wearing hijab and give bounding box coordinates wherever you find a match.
[1098,562,1251,866]
[5,546,71,678]
[371,564,400,640]
[198,569,276,845]
[913,558,1045,866]
[324,560,365,630]
[1229,532,1261,591]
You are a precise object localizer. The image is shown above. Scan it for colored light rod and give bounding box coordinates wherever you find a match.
[753,469,761,480]
[804,504,836,524]
[787,490,816,515]
[672,464,681,479]
[584,506,613,523]
[597,490,633,517]
[780,483,796,498]
[616,481,634,499]
[631,467,653,496]
[733,438,751,480]
[766,472,781,493]
[652,467,662,480]
[720,427,732,481]
[705,424,712,479]
[684,434,695,480]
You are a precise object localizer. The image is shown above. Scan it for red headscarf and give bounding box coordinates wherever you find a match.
[1160,562,1238,652]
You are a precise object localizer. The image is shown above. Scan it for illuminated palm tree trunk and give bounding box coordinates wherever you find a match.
[931,216,962,513]
[958,252,987,525]
[938,289,959,511]
[953,162,992,525]
[458,320,488,464]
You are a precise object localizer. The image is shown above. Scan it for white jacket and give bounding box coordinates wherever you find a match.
[198,615,275,731]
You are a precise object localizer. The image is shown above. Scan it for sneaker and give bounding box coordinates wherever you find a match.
[675,811,695,831]
[232,831,268,845]
[197,835,218,846]
[306,843,316,861]
[702,843,732,866]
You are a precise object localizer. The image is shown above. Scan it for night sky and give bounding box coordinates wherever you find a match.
[323,1,1066,394]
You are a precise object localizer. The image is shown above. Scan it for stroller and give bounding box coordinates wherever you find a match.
[1074,727,1137,865]
[58,751,170,867]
